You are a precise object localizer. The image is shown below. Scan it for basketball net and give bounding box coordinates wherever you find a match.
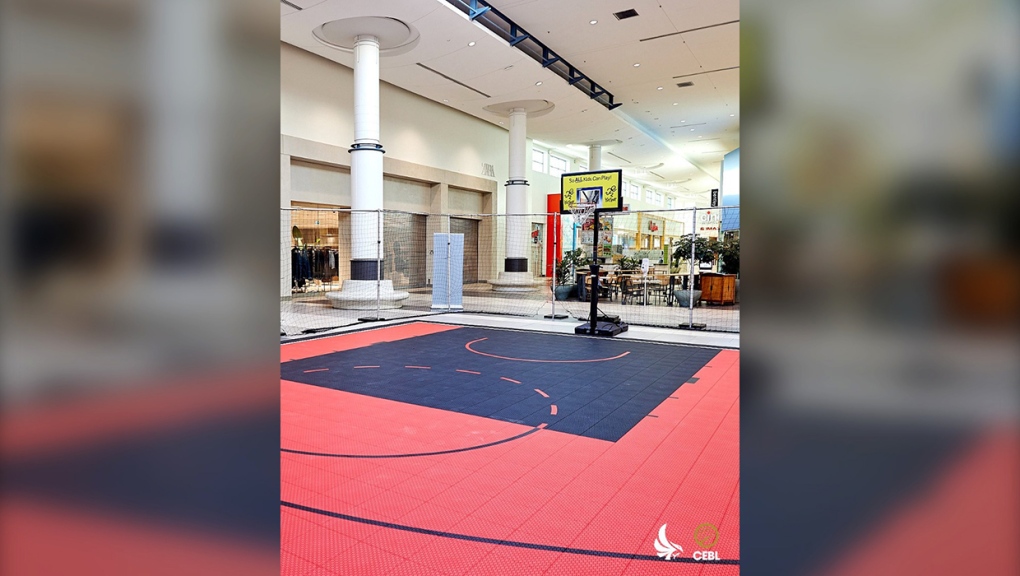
[569,202,598,234]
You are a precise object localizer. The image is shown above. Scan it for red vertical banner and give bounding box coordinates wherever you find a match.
[546,194,562,277]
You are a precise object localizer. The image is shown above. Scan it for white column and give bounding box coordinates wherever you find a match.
[491,108,541,291]
[350,35,384,272]
[327,34,409,309]
[505,107,529,267]
[281,154,292,297]
[588,144,602,171]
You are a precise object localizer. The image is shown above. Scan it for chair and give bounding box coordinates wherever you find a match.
[620,275,644,305]
[586,274,612,301]
[653,274,670,304]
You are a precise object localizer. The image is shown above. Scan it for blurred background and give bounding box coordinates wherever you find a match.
[739,0,1019,574]
[1,0,1017,575]
[1,0,280,574]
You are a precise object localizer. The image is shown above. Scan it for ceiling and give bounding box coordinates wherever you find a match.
[281,0,739,194]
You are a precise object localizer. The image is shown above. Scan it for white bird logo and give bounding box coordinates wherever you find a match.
[654,523,683,560]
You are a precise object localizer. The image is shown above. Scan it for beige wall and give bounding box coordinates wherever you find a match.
[281,43,508,213]
[290,159,350,207]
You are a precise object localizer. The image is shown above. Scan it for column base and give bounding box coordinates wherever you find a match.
[488,271,545,293]
[326,280,410,310]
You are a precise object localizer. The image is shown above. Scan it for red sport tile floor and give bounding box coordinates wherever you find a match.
[281,322,739,575]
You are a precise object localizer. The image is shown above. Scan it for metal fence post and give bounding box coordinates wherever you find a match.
[551,212,557,318]
[376,209,382,320]
[688,209,696,328]
[446,214,451,313]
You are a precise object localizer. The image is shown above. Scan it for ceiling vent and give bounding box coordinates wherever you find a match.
[676,81,694,88]
[613,9,639,20]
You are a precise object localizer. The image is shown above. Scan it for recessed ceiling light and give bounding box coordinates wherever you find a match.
[633,63,640,67]
[690,128,695,131]
[681,120,686,122]
[468,41,476,47]
[672,102,678,106]
[535,81,542,86]
[657,86,663,90]
[499,121,504,125]
[589,19,598,25]
[443,99,449,102]
[729,113,735,116]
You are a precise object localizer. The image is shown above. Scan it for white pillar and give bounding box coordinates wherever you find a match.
[327,34,408,309]
[491,108,541,291]
[505,107,529,266]
[350,35,384,270]
[588,144,602,171]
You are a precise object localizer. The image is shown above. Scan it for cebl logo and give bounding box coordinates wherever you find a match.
[653,521,722,561]
[692,522,720,561]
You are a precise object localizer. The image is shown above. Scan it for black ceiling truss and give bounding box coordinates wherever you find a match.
[445,0,622,110]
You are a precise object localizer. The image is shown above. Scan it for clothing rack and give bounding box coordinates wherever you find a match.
[291,246,339,291]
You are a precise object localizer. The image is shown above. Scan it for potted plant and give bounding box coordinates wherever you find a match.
[616,254,641,273]
[671,235,720,307]
[718,238,739,276]
[717,238,739,302]
[553,248,589,300]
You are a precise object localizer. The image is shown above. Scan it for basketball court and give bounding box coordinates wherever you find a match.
[281,319,740,574]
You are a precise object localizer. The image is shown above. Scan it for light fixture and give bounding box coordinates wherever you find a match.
[681,120,686,122]
[672,102,678,106]
[535,81,542,86]
[443,99,449,102]
[657,86,663,90]
[729,113,735,116]
[468,41,476,47]
[690,128,695,131]
[633,63,640,67]
[589,19,598,25]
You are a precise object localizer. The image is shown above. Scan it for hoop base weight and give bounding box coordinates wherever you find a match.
[574,320,629,337]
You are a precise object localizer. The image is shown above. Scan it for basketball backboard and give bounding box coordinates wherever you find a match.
[560,169,623,213]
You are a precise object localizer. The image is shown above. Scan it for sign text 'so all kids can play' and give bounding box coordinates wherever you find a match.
[560,170,624,212]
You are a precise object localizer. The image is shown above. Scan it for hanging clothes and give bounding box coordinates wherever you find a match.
[291,248,311,289]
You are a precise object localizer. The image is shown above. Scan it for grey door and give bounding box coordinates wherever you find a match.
[450,217,478,284]
[383,212,427,288]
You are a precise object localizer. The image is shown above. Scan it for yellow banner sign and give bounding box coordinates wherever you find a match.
[560,170,623,212]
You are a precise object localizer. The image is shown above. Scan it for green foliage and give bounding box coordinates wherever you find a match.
[616,255,642,272]
[554,248,590,286]
[671,235,720,267]
[717,238,740,275]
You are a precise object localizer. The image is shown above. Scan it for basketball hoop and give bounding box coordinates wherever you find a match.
[568,201,598,230]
